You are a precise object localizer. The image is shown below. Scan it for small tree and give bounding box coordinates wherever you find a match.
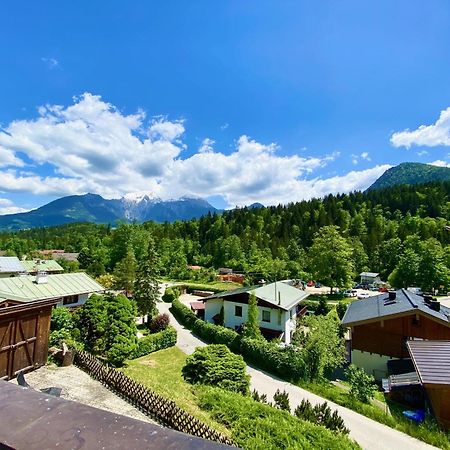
[134,238,160,324]
[273,389,290,412]
[182,344,249,394]
[345,364,377,403]
[149,313,170,333]
[105,293,138,366]
[244,292,262,339]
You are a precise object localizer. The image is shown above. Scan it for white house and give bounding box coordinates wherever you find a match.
[204,281,309,344]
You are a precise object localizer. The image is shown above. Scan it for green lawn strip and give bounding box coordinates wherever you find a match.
[196,386,360,450]
[121,346,230,436]
[299,380,450,449]
[161,279,242,291]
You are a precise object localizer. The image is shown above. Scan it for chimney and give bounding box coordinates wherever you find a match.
[388,290,396,301]
[35,270,48,285]
[429,300,441,312]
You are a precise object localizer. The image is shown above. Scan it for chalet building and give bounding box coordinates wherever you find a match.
[407,340,450,430]
[204,281,309,344]
[342,289,450,380]
[0,257,26,278]
[0,272,104,308]
[22,259,64,275]
[359,272,382,285]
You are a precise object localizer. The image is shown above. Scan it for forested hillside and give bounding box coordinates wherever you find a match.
[2,181,450,291]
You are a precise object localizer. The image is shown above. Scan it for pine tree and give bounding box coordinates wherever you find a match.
[113,245,136,294]
[244,292,262,339]
[134,238,160,324]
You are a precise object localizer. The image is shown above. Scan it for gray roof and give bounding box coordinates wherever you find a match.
[204,281,309,311]
[0,273,104,303]
[0,257,25,274]
[407,340,450,385]
[360,272,380,278]
[342,289,450,327]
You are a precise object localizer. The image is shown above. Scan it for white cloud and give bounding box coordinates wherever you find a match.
[0,198,28,215]
[360,152,371,161]
[0,93,391,208]
[391,107,450,148]
[199,138,215,153]
[430,160,450,168]
[41,57,59,69]
[220,123,229,131]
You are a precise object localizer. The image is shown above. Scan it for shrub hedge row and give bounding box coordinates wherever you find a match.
[133,326,177,358]
[170,299,307,381]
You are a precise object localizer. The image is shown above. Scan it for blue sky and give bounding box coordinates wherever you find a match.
[1,1,450,213]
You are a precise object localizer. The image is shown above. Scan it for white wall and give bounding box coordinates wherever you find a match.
[57,292,89,308]
[351,349,394,380]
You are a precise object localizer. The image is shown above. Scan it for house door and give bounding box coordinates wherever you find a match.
[0,313,38,380]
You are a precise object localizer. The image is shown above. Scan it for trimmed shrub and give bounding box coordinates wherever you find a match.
[182,344,250,395]
[192,319,241,351]
[294,399,349,435]
[134,326,177,358]
[240,337,307,381]
[170,299,198,328]
[162,286,180,303]
[149,313,170,333]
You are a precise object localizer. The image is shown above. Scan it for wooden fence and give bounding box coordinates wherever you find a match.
[74,351,236,447]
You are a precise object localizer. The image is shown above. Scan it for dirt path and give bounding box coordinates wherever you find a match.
[12,365,154,424]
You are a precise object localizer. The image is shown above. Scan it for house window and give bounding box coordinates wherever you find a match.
[235,305,243,317]
[63,295,78,305]
[262,310,271,323]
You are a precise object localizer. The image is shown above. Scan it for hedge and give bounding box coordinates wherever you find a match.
[162,286,180,303]
[133,326,177,358]
[170,299,307,381]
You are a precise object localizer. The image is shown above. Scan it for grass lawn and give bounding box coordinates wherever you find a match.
[300,380,450,449]
[162,279,242,291]
[121,346,230,436]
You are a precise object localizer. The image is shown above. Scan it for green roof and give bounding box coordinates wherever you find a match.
[0,273,104,303]
[22,259,64,273]
[205,281,309,311]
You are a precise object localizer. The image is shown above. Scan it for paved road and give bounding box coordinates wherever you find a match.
[157,299,435,450]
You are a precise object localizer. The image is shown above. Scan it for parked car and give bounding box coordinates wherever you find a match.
[344,289,357,298]
[358,292,370,299]
[369,286,379,291]
[353,284,362,289]
[315,282,322,288]
[307,280,315,287]
[378,287,388,292]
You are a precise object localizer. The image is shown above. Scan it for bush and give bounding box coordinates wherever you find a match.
[240,337,307,381]
[336,300,351,320]
[197,386,360,450]
[345,364,377,403]
[149,313,170,333]
[170,299,198,328]
[252,389,268,404]
[192,319,241,351]
[273,389,290,412]
[294,399,349,435]
[162,286,180,303]
[51,307,75,332]
[134,326,177,358]
[182,345,250,395]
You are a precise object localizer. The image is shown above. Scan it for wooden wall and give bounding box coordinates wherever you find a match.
[0,302,53,380]
[425,385,450,430]
[352,314,450,358]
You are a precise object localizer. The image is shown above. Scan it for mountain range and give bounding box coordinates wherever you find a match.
[1,162,450,230]
[368,162,450,190]
[0,193,219,230]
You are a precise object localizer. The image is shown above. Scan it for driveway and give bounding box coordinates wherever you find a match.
[157,297,435,450]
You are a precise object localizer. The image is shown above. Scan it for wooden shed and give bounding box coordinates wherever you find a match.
[0,298,57,380]
[407,340,450,430]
